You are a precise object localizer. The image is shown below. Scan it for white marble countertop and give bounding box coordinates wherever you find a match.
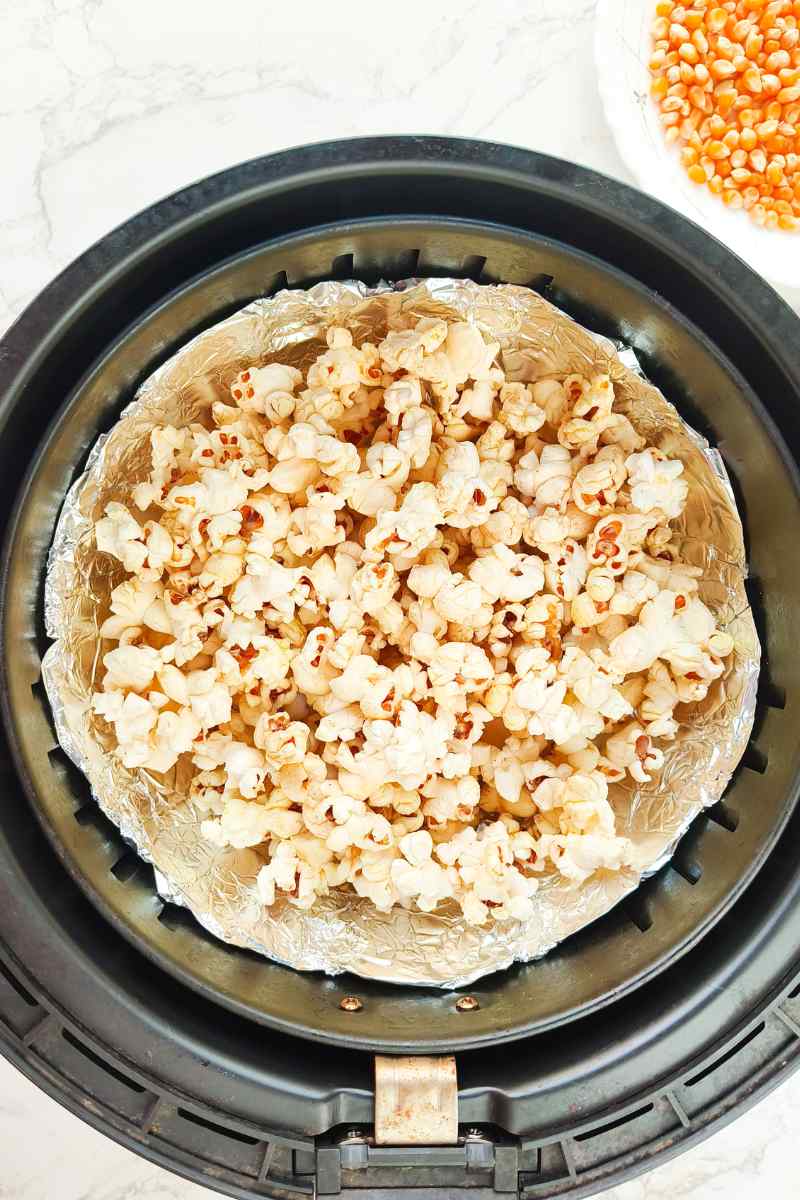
[1,0,798,1196]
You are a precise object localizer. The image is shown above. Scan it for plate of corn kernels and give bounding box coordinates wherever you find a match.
[596,0,800,289]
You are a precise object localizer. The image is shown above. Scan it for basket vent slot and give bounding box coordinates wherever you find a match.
[110,850,157,894]
[31,678,57,739]
[0,957,37,1008]
[156,902,197,932]
[758,680,786,711]
[672,856,702,885]
[74,801,119,834]
[622,893,653,933]
[706,801,739,832]
[177,1108,260,1146]
[574,1103,654,1142]
[745,575,785,712]
[671,823,704,885]
[48,745,92,801]
[73,802,128,860]
[62,1028,146,1094]
[153,901,222,946]
[462,254,487,281]
[331,253,355,278]
[685,1022,765,1087]
[266,270,289,295]
[525,272,555,294]
[789,980,800,1000]
[742,744,768,774]
[396,248,420,276]
[111,851,143,883]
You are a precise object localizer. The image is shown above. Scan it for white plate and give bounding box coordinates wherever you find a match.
[595,0,800,289]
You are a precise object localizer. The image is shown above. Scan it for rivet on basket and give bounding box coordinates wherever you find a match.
[339,995,363,1012]
[455,995,480,1012]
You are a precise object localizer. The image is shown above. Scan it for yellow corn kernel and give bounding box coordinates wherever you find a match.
[766,49,791,70]
[689,83,711,109]
[742,65,764,91]
[745,31,765,57]
[662,95,687,111]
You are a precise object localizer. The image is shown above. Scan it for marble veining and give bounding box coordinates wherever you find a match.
[1,0,798,1195]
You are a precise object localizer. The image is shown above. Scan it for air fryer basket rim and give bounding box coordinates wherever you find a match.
[0,140,796,1056]
[0,121,796,1075]
[3,213,796,1050]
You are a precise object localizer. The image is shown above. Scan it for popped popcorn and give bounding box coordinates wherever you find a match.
[91,310,735,928]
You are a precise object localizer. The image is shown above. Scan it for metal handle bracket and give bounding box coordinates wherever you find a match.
[374,1054,458,1146]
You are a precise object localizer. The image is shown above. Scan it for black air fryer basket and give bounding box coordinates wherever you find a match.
[0,137,799,1199]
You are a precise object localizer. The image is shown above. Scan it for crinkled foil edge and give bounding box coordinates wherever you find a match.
[40,278,760,988]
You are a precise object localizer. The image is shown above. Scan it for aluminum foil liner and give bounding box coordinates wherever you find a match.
[41,279,760,988]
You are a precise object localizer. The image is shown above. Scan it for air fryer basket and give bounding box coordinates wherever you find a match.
[0,139,799,1197]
